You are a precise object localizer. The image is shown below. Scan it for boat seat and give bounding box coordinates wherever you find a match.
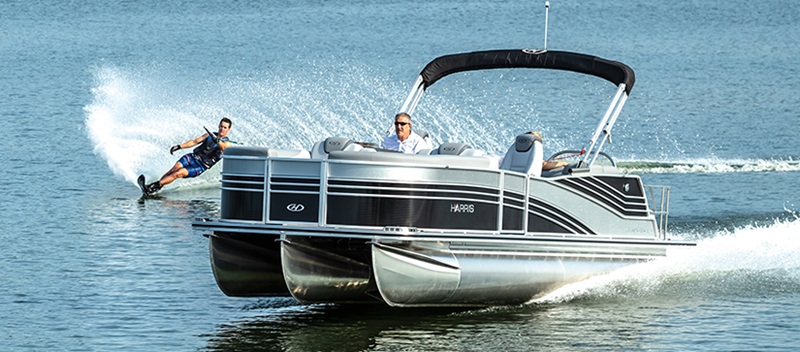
[311,137,364,159]
[416,130,430,141]
[499,133,544,176]
[431,142,485,157]
[413,130,434,154]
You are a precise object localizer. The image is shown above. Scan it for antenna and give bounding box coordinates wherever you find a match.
[543,1,550,49]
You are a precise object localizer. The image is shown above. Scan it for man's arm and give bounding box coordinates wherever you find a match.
[182,134,209,148]
[542,160,567,170]
[170,133,209,154]
[218,140,232,151]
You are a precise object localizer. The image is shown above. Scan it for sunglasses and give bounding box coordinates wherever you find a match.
[394,122,410,126]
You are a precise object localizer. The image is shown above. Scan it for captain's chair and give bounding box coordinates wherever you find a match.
[311,137,363,159]
[500,133,544,176]
[416,130,431,145]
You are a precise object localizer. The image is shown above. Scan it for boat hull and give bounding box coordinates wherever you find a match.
[370,237,662,306]
[207,232,289,297]
[203,226,684,306]
[281,236,379,303]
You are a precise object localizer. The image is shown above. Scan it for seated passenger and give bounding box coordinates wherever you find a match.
[381,112,432,154]
[526,131,568,170]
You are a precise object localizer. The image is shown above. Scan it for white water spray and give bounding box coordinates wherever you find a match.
[532,217,800,304]
[618,157,800,174]
[84,63,407,188]
[84,66,235,189]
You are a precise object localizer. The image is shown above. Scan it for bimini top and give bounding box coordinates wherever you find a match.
[419,49,635,94]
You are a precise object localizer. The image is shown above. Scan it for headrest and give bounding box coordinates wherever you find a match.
[323,137,353,153]
[437,143,470,155]
[416,130,430,140]
[514,133,543,152]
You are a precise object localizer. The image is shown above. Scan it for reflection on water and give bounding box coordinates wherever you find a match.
[205,289,800,351]
[203,299,692,351]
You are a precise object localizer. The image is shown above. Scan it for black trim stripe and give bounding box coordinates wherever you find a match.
[596,176,644,197]
[527,213,573,234]
[556,177,649,217]
[503,197,524,208]
[269,177,321,193]
[222,182,263,190]
[503,190,525,209]
[271,177,321,184]
[328,179,500,202]
[272,185,320,192]
[329,179,498,195]
[222,175,266,190]
[571,178,647,211]
[327,187,498,202]
[528,198,595,235]
[582,177,647,206]
[503,190,525,202]
[223,175,265,182]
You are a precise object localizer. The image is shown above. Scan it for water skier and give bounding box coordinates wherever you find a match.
[139,117,232,195]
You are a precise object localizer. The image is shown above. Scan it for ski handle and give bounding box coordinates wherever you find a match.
[203,126,219,143]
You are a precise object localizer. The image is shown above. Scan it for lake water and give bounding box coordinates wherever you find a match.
[3,0,800,350]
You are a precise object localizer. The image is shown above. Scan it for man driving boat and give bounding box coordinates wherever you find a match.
[381,112,431,153]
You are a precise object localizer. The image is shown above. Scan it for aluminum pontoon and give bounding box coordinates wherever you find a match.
[193,49,695,307]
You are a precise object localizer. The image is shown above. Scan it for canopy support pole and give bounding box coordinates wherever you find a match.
[581,84,627,167]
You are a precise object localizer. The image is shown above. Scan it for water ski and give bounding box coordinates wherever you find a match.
[137,174,148,194]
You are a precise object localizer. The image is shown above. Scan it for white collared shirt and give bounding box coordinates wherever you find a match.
[381,131,431,154]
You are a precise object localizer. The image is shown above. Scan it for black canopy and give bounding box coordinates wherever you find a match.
[419,49,635,94]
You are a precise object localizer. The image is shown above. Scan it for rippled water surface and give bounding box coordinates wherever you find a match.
[2,0,799,350]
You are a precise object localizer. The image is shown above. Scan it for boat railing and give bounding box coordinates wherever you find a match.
[645,185,670,240]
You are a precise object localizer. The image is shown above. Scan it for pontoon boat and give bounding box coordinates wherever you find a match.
[193,49,695,307]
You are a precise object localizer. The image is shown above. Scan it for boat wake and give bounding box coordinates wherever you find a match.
[618,158,800,174]
[83,63,402,188]
[84,65,224,188]
[533,216,800,304]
